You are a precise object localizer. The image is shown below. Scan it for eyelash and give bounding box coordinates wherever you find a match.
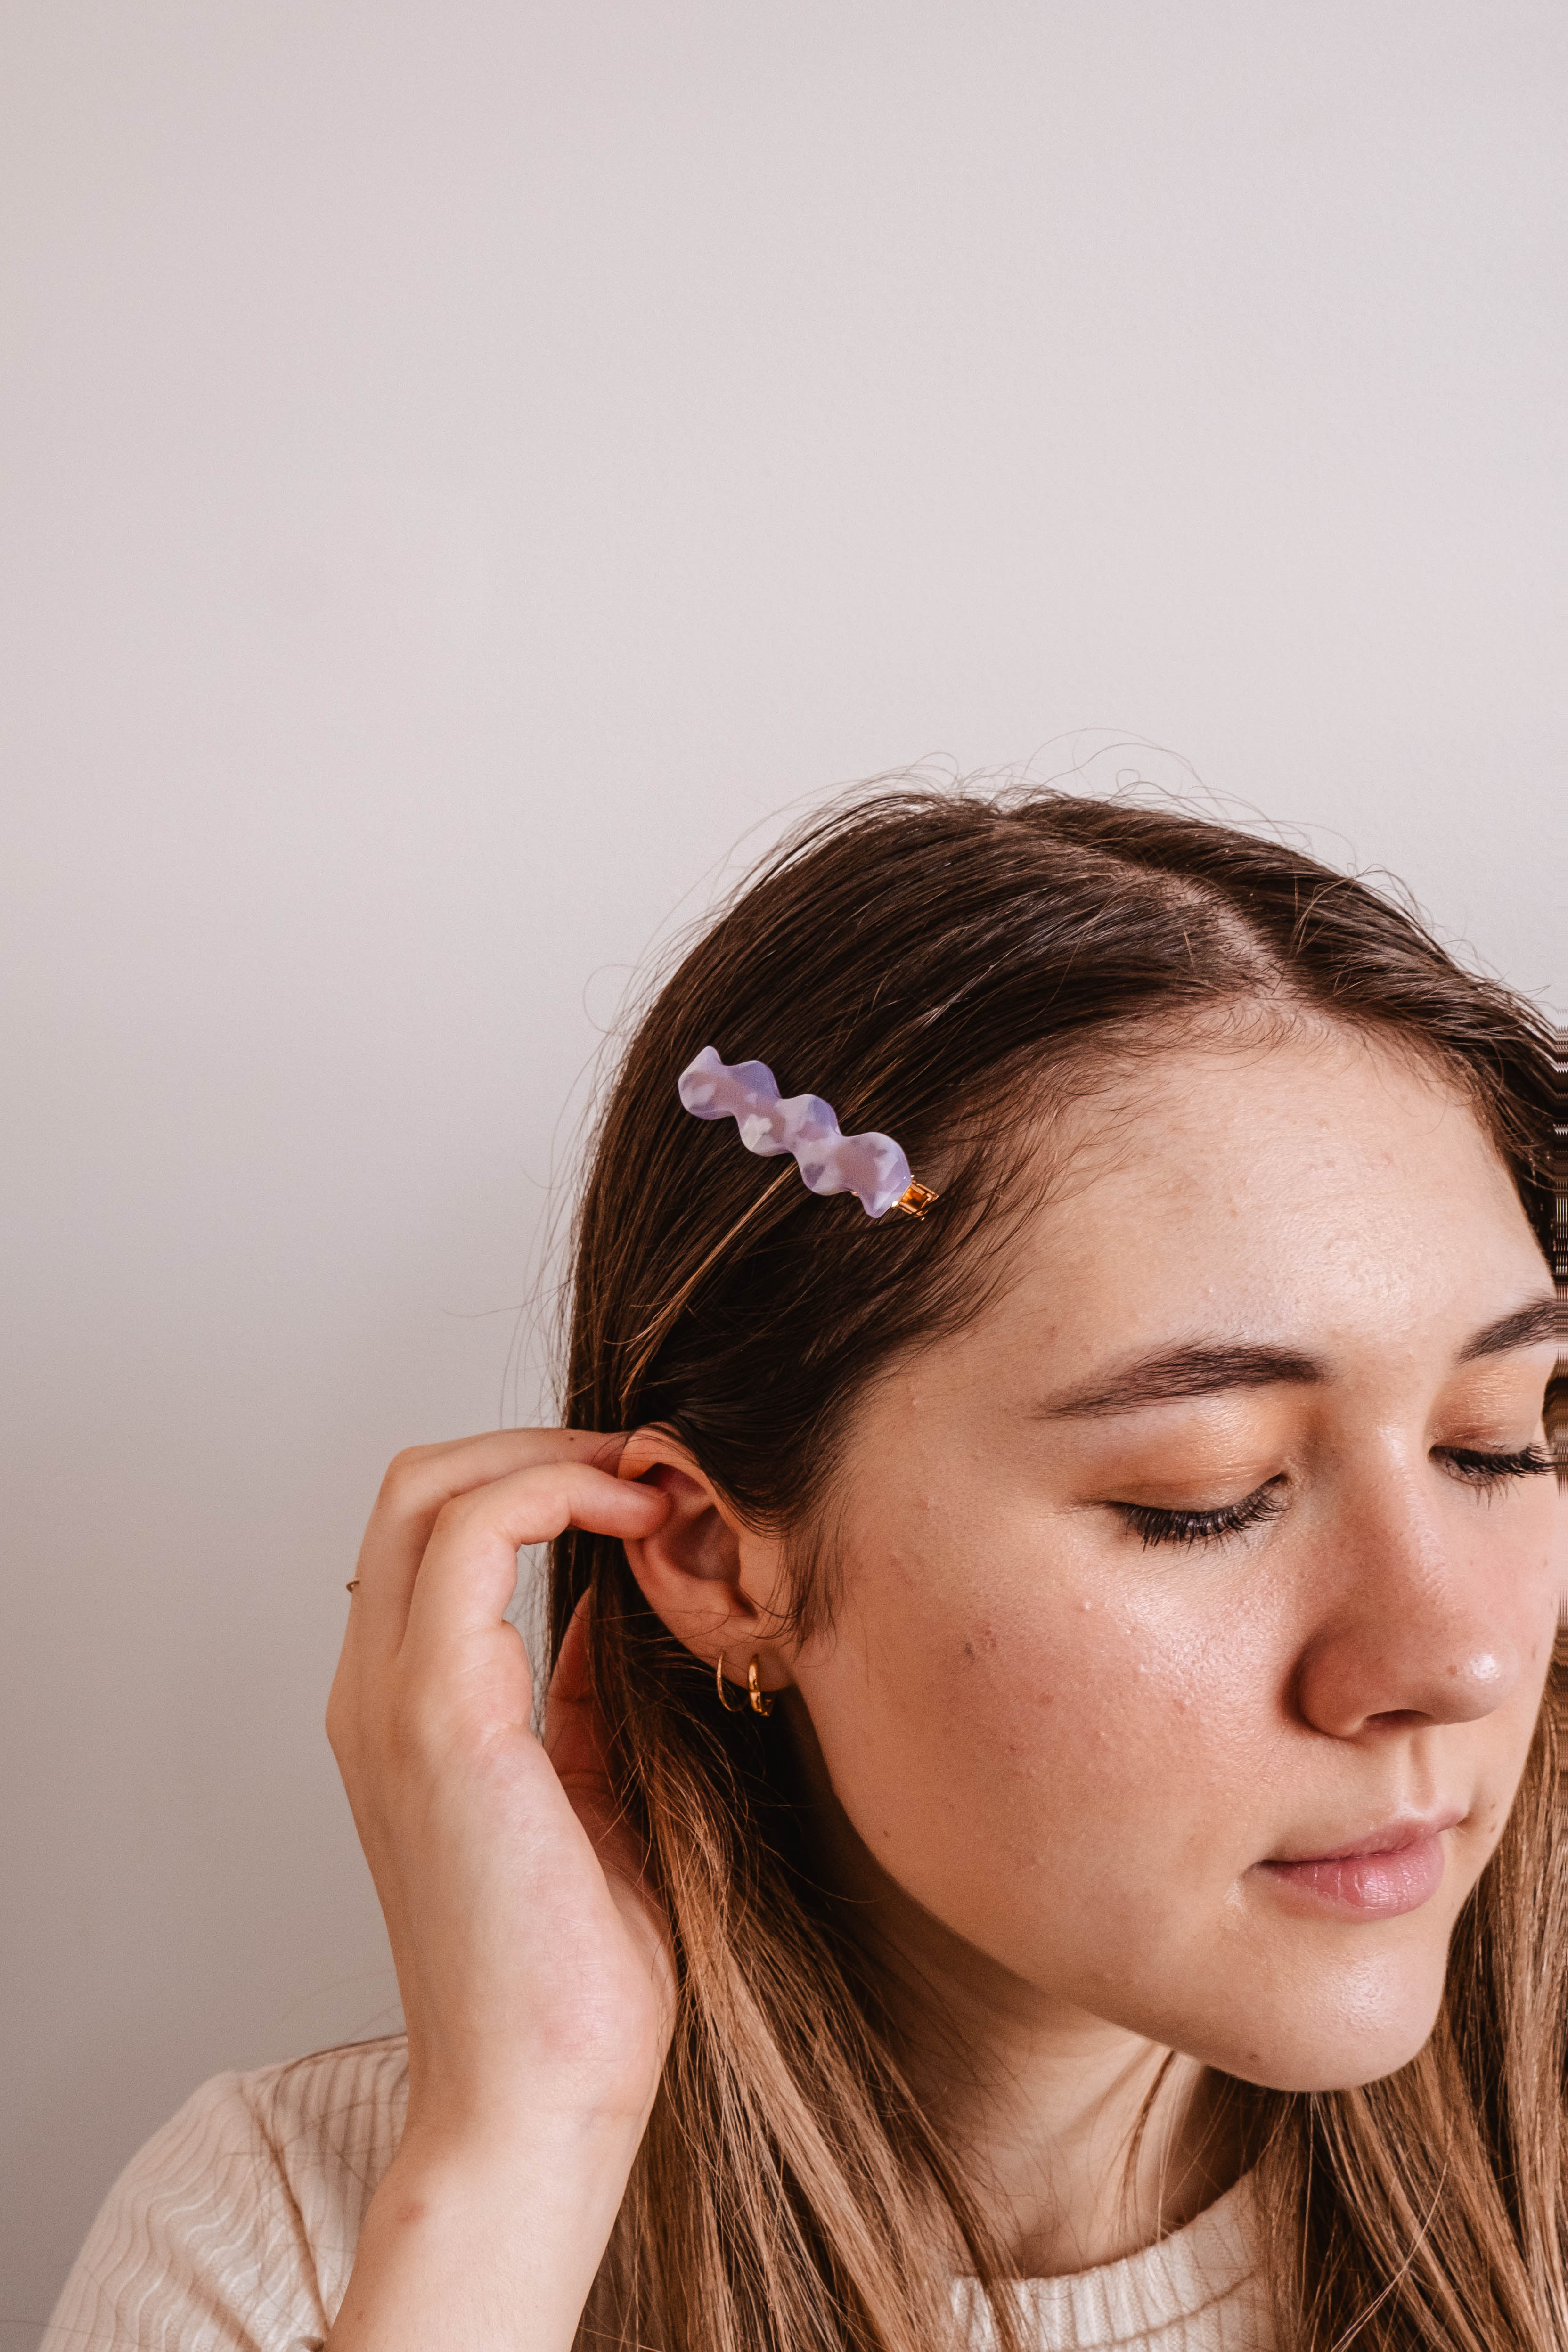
[1120,1482,1285,1550]
[1439,1445,1555,1491]
[1120,1447,1554,1549]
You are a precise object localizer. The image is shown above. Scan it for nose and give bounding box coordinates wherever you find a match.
[1292,1481,1529,1740]
[1297,1633,1516,1740]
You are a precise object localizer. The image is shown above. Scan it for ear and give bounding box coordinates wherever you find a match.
[617,1427,793,1697]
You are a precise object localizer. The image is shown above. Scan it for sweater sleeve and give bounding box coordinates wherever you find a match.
[41,2038,408,2352]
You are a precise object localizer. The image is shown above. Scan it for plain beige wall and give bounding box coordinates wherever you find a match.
[1,2,1562,2337]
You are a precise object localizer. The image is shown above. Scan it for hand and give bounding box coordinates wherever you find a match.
[324,1429,674,2349]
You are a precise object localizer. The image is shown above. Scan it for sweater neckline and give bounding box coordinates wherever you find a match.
[954,2172,1262,2349]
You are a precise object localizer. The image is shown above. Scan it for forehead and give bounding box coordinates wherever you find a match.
[968,1024,1537,1365]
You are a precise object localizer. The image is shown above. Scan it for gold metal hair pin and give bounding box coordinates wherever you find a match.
[890,1179,938,1219]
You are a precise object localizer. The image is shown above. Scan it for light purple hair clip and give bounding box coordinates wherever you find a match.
[677,1046,938,1220]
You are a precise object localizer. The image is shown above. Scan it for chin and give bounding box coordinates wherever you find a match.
[1181,1944,1453,2095]
[1227,2016,1446,2098]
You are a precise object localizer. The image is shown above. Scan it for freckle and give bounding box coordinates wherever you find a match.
[962,1641,976,1662]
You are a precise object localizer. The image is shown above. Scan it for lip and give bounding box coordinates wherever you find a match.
[1254,1810,1464,1921]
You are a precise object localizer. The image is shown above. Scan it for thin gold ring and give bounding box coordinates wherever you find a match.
[345,1579,361,1594]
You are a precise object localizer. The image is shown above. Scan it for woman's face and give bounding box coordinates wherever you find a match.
[774,1026,1558,2093]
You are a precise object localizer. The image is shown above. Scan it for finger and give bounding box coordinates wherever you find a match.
[348,1429,629,1650]
[541,1596,660,1932]
[392,1426,630,1496]
[399,1462,669,1674]
[542,1593,604,1784]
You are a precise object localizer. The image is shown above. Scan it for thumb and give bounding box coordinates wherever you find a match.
[542,1592,607,1783]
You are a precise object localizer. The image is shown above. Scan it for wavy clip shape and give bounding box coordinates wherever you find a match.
[677,1046,936,1220]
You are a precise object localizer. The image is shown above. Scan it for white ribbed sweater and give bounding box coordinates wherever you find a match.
[44,2036,1274,2350]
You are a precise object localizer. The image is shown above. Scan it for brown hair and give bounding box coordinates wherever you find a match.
[549,786,1563,2350]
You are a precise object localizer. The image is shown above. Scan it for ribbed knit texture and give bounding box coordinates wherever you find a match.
[43,2039,1274,2350]
[955,2187,1273,2349]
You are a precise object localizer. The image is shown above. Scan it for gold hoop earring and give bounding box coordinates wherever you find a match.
[716,1652,774,1718]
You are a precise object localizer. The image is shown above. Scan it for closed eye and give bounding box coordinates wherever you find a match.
[1117,1478,1287,1550]
[1437,1445,1553,1492]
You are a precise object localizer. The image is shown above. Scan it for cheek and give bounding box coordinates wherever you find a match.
[811,1521,1287,1921]
[1478,1578,1560,1813]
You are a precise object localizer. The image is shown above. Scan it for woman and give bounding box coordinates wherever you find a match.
[46,789,1562,2350]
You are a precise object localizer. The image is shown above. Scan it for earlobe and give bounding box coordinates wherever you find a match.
[616,1428,792,1693]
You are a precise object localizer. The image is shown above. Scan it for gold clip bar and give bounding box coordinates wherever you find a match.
[891,1180,939,1219]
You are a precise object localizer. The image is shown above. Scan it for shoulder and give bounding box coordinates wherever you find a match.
[43,2036,408,2352]
[239,2033,409,2271]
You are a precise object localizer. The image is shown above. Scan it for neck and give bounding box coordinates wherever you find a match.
[875,1938,1247,2276]
[788,1712,1251,2276]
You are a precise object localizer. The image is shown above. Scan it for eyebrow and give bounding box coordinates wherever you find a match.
[1040,1343,1324,1420]
[1455,1297,1558,1364]
[1039,1296,1560,1422]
